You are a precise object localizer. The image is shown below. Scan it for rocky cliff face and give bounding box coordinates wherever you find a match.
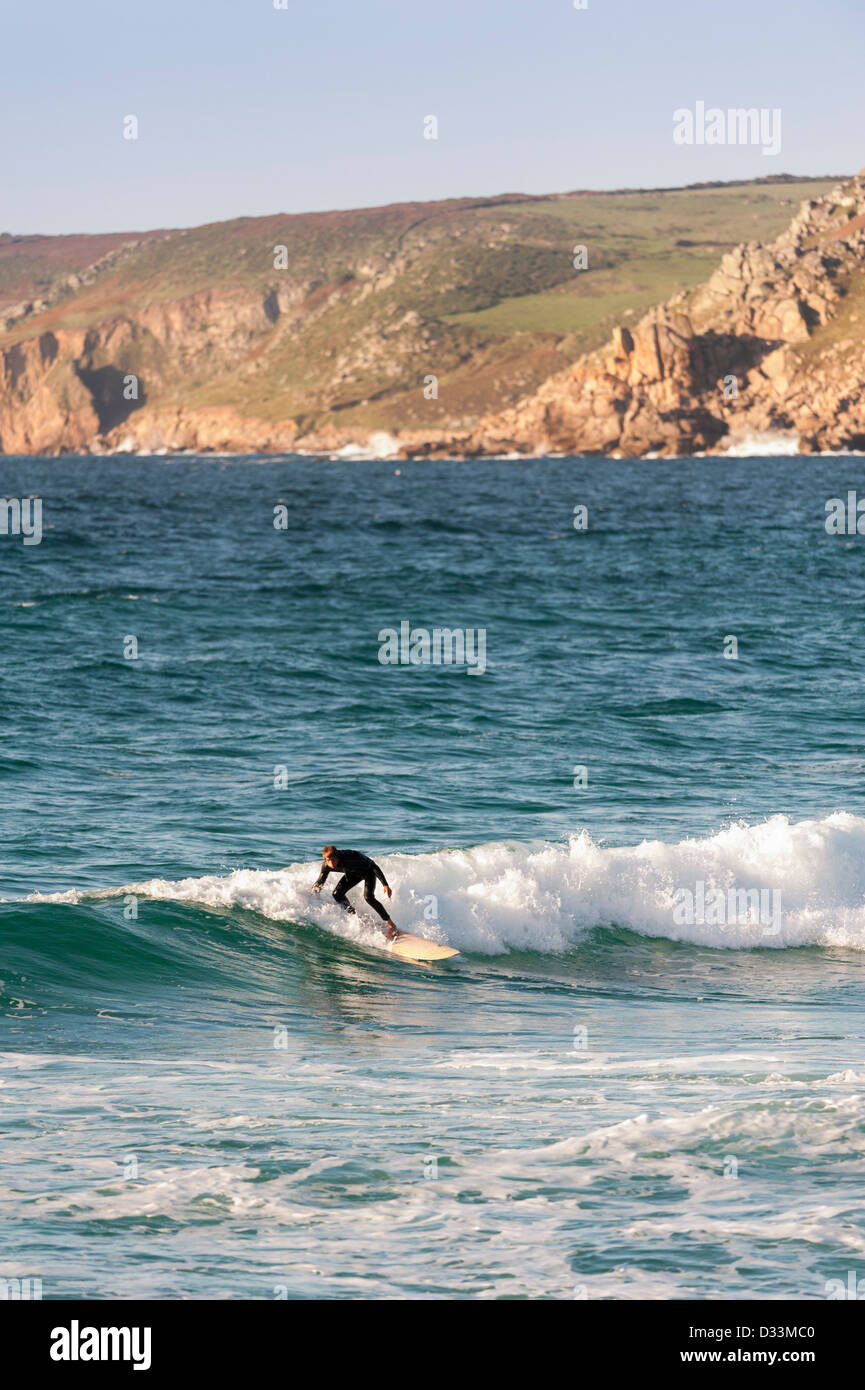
[1,177,862,457]
[0,286,301,454]
[405,171,865,458]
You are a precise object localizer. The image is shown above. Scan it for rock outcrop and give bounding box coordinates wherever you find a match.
[1,176,863,457]
[402,172,865,458]
[0,287,300,455]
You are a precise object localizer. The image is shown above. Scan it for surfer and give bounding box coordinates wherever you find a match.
[313,845,399,939]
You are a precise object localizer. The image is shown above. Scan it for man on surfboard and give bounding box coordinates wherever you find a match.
[313,846,400,939]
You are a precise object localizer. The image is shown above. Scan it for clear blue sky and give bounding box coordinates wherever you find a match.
[3,0,863,235]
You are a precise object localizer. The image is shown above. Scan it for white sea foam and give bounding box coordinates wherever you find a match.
[719,430,800,457]
[327,431,402,460]
[26,811,865,955]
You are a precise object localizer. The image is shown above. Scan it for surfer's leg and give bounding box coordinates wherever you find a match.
[332,872,362,913]
[363,875,398,937]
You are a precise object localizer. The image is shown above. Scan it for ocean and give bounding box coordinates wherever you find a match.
[2,451,865,1300]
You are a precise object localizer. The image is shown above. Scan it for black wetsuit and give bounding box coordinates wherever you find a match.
[314,849,391,921]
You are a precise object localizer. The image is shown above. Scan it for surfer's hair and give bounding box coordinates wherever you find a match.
[322,845,337,858]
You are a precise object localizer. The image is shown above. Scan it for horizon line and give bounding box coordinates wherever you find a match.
[3,171,851,243]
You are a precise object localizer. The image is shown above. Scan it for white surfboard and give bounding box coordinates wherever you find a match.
[388,932,459,962]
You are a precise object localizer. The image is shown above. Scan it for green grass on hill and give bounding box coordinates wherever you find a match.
[0,178,843,436]
[444,182,835,343]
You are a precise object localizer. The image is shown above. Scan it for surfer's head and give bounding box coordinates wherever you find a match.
[322,844,338,866]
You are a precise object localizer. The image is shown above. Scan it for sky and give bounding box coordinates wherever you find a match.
[3,0,863,235]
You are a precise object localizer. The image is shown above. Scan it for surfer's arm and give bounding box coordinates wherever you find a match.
[370,859,391,896]
[313,865,332,892]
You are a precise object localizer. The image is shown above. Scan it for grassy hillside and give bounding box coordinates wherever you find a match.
[444,183,835,343]
[0,230,167,321]
[0,178,841,439]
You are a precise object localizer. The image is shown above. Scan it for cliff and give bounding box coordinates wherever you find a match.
[0,175,859,458]
[405,171,865,458]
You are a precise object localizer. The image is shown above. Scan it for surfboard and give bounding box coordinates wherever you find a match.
[388,932,459,962]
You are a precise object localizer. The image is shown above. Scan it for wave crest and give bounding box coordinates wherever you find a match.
[27,812,865,955]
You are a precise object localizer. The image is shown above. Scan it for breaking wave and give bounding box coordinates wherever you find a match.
[25,812,865,955]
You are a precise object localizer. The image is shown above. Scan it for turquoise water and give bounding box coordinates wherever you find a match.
[2,453,865,1299]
